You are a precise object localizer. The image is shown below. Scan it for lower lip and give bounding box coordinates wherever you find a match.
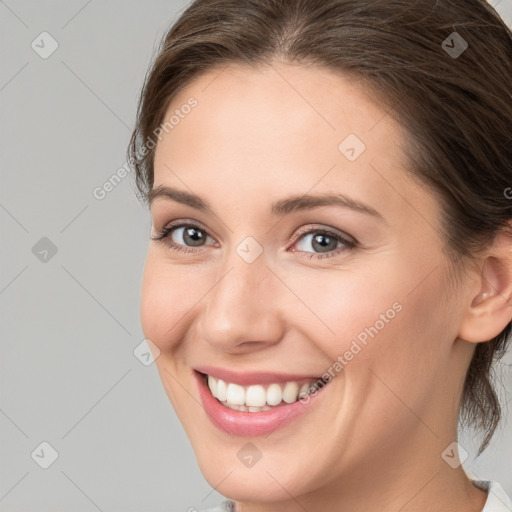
[194,370,329,437]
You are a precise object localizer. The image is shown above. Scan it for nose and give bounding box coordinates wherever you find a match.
[198,248,285,353]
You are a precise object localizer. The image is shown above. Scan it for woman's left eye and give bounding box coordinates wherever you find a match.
[151,222,357,259]
[290,228,356,259]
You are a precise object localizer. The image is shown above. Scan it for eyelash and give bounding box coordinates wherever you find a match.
[151,221,357,260]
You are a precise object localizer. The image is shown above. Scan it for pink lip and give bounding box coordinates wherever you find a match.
[194,365,322,386]
[194,370,329,437]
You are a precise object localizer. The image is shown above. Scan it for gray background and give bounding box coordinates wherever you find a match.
[1,1,511,510]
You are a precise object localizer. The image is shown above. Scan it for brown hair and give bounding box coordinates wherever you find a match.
[127,0,512,455]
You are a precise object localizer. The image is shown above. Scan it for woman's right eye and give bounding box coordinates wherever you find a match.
[151,222,216,254]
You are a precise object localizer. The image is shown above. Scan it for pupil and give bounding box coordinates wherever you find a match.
[184,227,204,246]
[312,233,336,253]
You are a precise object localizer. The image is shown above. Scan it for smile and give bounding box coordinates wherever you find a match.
[193,368,331,436]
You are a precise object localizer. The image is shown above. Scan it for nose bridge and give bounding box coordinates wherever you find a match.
[200,240,283,348]
[218,259,260,306]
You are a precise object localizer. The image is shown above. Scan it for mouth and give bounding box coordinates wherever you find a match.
[193,368,331,436]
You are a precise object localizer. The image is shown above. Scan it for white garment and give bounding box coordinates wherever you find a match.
[197,480,512,511]
[474,480,512,512]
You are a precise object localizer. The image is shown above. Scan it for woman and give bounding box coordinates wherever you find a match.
[127,0,512,510]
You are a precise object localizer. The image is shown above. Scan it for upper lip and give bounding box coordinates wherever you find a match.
[194,366,322,386]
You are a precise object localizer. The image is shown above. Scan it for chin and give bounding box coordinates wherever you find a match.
[193,446,320,503]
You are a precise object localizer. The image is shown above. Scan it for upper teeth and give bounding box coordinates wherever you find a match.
[207,374,320,408]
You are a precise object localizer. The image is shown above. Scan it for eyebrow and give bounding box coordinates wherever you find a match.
[147,185,385,221]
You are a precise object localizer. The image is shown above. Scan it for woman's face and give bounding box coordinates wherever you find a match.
[140,62,475,504]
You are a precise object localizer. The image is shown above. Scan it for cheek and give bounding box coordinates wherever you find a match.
[287,257,449,381]
[139,252,206,352]
[342,262,452,414]
[280,265,406,363]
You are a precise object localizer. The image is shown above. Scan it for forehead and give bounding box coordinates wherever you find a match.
[156,61,399,156]
[152,61,435,225]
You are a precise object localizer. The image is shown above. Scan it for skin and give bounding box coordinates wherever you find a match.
[140,61,512,511]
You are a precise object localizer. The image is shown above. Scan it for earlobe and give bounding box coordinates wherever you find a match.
[458,240,512,343]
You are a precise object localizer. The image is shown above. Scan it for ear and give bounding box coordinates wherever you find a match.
[458,226,512,343]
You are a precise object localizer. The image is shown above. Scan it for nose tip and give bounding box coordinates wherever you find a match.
[198,257,285,352]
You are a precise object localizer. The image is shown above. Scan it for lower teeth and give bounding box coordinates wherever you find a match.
[220,401,273,412]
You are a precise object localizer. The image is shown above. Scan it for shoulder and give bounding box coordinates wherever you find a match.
[472,479,512,511]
